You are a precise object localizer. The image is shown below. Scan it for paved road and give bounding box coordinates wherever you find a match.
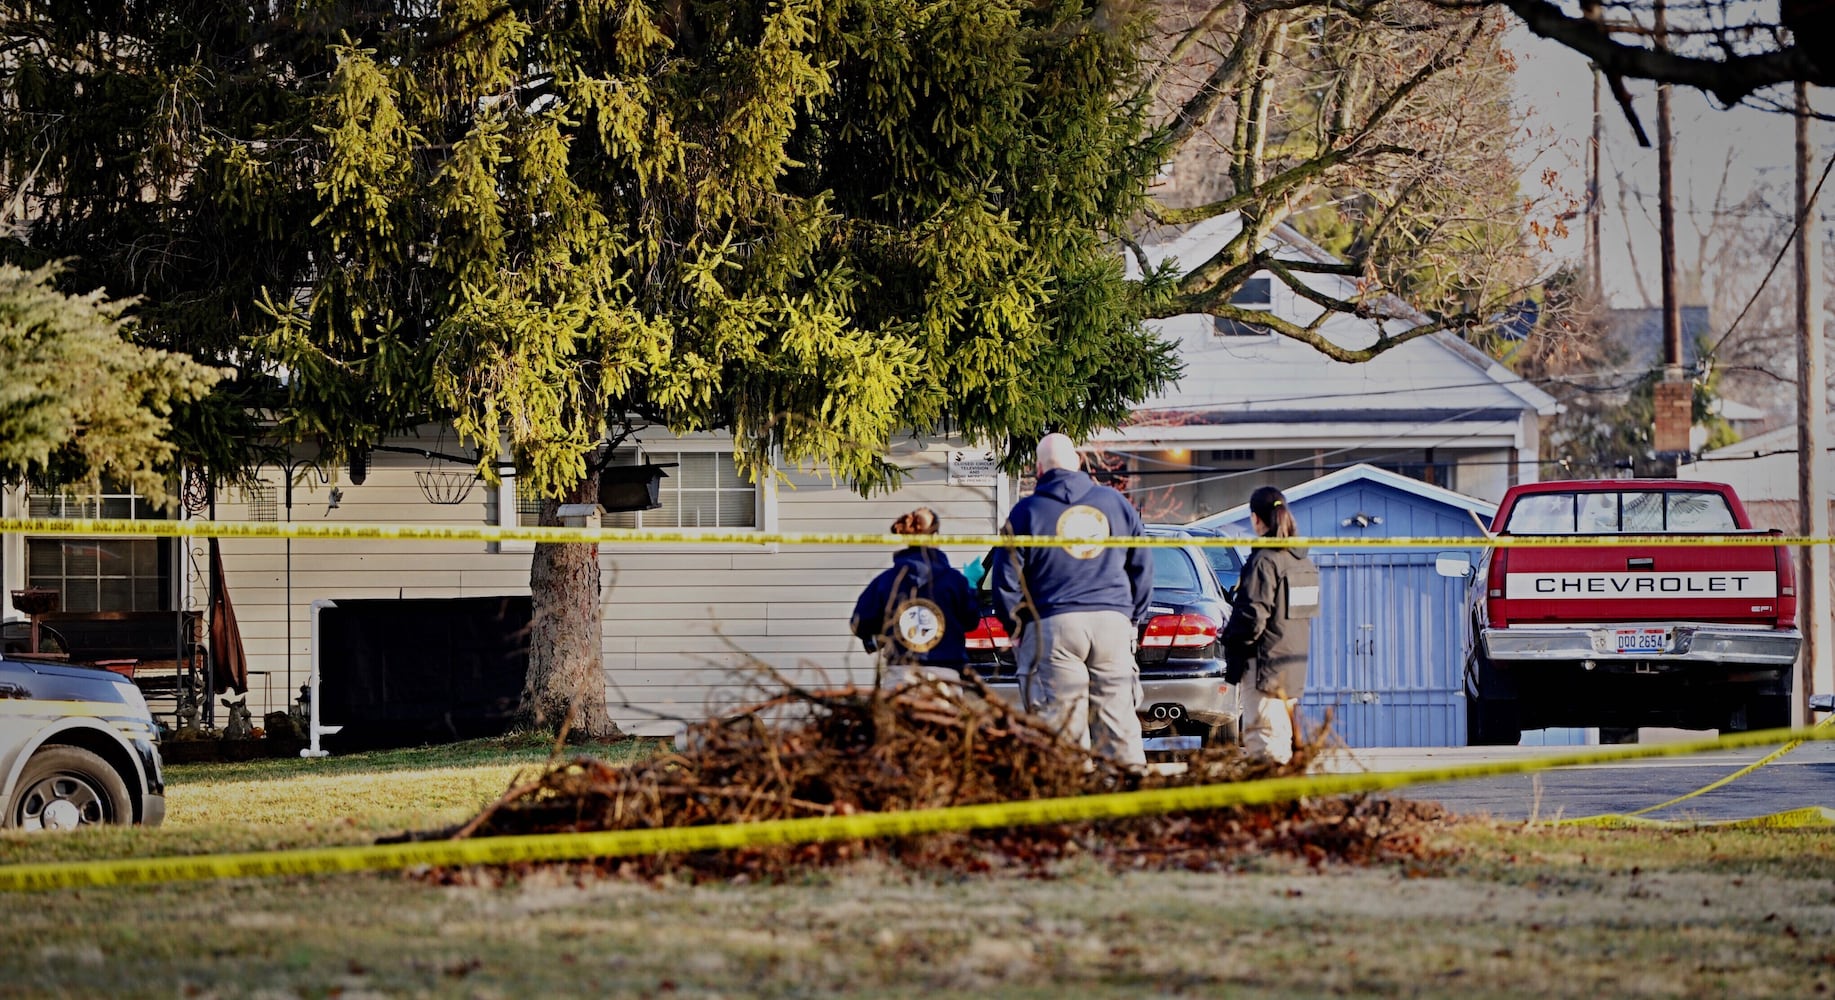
[1312,735,1835,822]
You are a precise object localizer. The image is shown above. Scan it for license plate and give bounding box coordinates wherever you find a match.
[1142,735,1203,752]
[1614,628,1670,653]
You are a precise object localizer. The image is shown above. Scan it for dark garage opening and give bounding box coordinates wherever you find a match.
[318,596,530,751]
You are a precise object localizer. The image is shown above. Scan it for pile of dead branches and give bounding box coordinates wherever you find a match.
[402,675,1450,883]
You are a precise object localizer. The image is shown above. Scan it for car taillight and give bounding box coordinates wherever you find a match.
[1777,543,1799,629]
[1141,613,1219,648]
[1485,549,1508,628]
[965,616,1011,650]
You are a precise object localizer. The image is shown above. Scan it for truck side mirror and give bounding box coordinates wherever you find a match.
[1434,553,1472,578]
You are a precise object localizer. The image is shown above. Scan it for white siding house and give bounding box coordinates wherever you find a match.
[1101,215,1558,520]
[3,431,1009,736]
[1680,421,1835,533]
[1,217,1559,741]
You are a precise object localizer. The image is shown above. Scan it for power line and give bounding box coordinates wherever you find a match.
[1705,153,1835,360]
[1111,401,1517,496]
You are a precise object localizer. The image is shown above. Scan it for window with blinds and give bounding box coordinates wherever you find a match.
[604,452,756,529]
[25,484,173,612]
[513,451,757,530]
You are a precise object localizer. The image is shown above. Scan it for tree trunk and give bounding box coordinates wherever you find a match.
[520,469,624,739]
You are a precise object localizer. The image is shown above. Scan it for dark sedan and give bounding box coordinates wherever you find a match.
[964,529,1240,750]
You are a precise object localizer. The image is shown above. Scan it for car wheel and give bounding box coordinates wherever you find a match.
[1467,696,1521,746]
[6,747,133,831]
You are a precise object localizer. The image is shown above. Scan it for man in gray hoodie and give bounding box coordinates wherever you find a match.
[991,434,1153,766]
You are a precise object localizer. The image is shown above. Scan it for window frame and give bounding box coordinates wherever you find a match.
[1503,490,1738,535]
[21,481,176,613]
[1229,275,1274,309]
[494,438,777,550]
[599,449,761,532]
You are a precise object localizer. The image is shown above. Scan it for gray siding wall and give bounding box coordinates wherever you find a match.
[609,446,1002,734]
[196,445,530,719]
[178,432,1004,734]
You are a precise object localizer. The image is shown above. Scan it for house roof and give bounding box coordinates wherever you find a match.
[1693,416,1835,461]
[1709,396,1769,422]
[1190,463,1498,529]
[1111,214,1559,430]
[1679,420,1835,503]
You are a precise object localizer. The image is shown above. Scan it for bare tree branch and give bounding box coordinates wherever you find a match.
[1160,10,1278,161]
[1464,0,1831,106]
[1202,300,1469,363]
[1146,143,1416,225]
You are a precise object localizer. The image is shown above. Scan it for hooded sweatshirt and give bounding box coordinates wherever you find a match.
[990,468,1153,631]
[851,546,977,669]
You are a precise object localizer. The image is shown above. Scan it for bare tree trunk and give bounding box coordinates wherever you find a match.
[521,468,623,739]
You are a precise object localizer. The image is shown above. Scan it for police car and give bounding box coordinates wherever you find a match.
[1,652,166,830]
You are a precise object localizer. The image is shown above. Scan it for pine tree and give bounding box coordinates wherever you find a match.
[0,263,221,503]
[2,0,1177,734]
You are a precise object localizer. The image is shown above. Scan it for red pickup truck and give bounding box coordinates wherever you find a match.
[1466,479,1800,744]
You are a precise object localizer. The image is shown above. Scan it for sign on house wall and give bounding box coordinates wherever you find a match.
[948,449,1000,486]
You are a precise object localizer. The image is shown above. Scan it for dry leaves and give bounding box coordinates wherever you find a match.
[397,674,1450,884]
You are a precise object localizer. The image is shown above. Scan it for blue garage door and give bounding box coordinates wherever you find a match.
[1298,551,1469,748]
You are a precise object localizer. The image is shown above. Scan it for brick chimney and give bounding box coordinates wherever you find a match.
[1652,377,1692,457]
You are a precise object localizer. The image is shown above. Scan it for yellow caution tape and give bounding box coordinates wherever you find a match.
[1,724,1830,893]
[1559,713,1835,824]
[3,517,1830,549]
[1561,806,1835,830]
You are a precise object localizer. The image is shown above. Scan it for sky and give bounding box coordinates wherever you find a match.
[1508,24,1830,310]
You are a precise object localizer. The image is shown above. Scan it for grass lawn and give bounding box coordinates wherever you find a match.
[2,737,1831,999]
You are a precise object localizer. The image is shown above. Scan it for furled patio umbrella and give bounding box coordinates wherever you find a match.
[208,539,248,695]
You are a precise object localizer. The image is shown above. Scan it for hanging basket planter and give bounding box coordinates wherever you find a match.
[416,469,478,506]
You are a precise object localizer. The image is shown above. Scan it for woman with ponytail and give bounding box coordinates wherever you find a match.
[850,507,978,690]
[1221,486,1321,764]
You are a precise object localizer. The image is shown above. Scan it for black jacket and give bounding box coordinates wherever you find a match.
[990,468,1153,631]
[851,547,977,669]
[1221,546,1320,696]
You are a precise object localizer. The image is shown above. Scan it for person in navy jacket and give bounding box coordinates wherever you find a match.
[991,434,1153,766]
[851,507,978,690]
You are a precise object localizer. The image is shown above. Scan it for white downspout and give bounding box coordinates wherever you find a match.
[300,599,343,758]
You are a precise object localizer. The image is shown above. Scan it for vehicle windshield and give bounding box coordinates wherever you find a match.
[1503,490,1738,533]
[1151,549,1204,591]
[1196,545,1241,584]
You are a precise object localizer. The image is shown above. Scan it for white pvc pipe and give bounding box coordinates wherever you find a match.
[301,599,343,758]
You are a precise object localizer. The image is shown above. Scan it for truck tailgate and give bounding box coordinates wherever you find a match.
[1497,541,1784,625]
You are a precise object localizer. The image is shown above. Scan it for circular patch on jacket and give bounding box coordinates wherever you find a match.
[1056,504,1111,559]
[894,598,945,652]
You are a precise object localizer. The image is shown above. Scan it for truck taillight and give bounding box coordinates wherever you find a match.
[1141,613,1220,648]
[1777,544,1798,629]
[1485,550,1509,628]
[965,616,1011,650]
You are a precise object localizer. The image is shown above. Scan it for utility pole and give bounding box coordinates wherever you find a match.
[1655,4,1679,375]
[1649,0,1690,474]
[1795,80,1829,723]
[1589,66,1604,299]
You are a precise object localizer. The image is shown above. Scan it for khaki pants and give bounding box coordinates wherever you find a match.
[1242,687,1295,765]
[1016,611,1145,767]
